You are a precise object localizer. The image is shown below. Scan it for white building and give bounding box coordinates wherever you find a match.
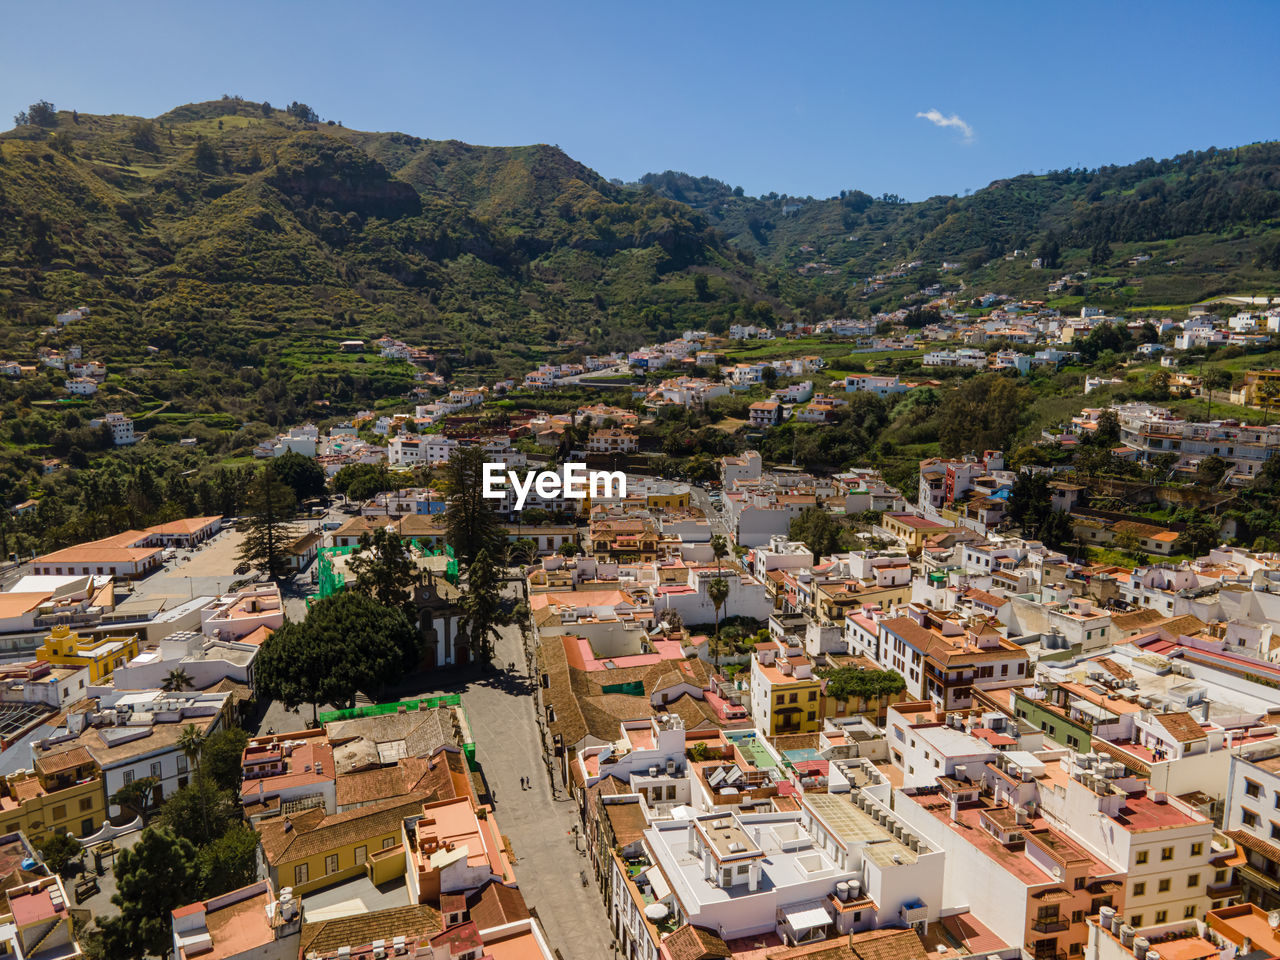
[90,412,136,446]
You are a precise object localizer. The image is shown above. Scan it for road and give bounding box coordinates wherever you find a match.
[246,583,615,960]
[462,615,614,960]
[690,484,734,541]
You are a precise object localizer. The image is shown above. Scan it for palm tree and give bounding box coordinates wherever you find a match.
[709,577,730,674]
[162,668,193,693]
[710,535,728,577]
[178,724,205,773]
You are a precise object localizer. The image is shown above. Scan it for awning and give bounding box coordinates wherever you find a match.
[782,902,831,934]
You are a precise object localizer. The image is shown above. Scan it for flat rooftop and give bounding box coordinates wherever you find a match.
[803,793,920,865]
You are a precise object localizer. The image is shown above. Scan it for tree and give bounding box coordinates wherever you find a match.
[1114,530,1142,557]
[97,828,200,960]
[199,727,250,792]
[761,366,779,387]
[35,831,81,876]
[287,101,319,122]
[158,777,234,848]
[178,723,205,771]
[1203,368,1231,421]
[197,824,261,897]
[128,119,158,151]
[348,528,420,613]
[938,374,1028,457]
[710,535,728,575]
[192,135,218,169]
[458,549,507,668]
[820,667,906,704]
[1175,521,1219,557]
[1196,455,1229,487]
[111,777,160,820]
[162,668,193,693]
[557,539,580,558]
[444,446,503,565]
[256,591,417,720]
[236,467,299,580]
[709,577,730,672]
[14,100,56,127]
[270,450,327,502]
[1094,409,1121,445]
[790,507,842,560]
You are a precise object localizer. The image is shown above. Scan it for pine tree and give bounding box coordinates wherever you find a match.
[236,468,298,580]
[349,527,421,614]
[96,828,200,959]
[444,446,503,565]
[458,548,507,668]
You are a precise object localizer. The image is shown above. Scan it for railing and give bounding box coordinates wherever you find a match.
[1032,918,1070,933]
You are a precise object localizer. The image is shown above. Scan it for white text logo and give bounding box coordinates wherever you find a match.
[482,462,626,511]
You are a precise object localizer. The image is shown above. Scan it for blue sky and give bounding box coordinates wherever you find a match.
[3,0,1276,200]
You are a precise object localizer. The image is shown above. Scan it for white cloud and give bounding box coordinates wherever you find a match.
[916,108,975,143]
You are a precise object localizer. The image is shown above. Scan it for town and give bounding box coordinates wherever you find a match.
[5,293,1280,960]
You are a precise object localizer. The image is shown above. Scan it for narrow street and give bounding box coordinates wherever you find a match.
[462,617,615,960]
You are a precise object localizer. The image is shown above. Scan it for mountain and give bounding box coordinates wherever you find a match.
[641,146,1280,312]
[0,98,783,431]
[2,98,1279,442]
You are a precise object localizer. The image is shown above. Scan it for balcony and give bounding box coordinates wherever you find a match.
[1032,918,1070,934]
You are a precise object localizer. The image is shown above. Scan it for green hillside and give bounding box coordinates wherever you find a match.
[0,98,782,432]
[641,146,1280,312]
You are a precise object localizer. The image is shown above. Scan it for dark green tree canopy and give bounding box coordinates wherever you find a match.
[256,591,418,713]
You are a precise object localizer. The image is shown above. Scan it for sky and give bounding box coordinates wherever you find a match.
[3,0,1277,201]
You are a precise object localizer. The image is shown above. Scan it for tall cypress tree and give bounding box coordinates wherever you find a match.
[236,467,299,580]
[444,446,503,565]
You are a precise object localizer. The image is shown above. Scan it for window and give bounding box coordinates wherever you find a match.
[295,864,309,885]
[1272,823,1280,841]
[79,798,93,812]
[1158,879,1170,893]
[81,818,94,835]
[354,846,367,865]
[776,694,785,704]
[1135,850,1148,865]
[808,691,817,701]
[1191,842,1203,857]
[1245,779,1262,799]
[52,805,66,820]
[325,854,339,874]
[382,837,395,849]
[807,711,816,721]
[123,770,134,785]
[1185,906,1197,919]
[1075,877,1086,890]
[150,762,162,779]
[177,756,188,774]
[1155,911,1167,924]
[1161,846,1174,861]
[1215,870,1227,883]
[1133,882,1146,896]
[789,693,798,704]
[1130,915,1143,927]
[1070,945,1083,957]
[1188,873,1200,888]
[1243,811,1259,828]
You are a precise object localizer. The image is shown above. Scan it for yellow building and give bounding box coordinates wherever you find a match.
[35,625,139,684]
[257,795,428,895]
[750,640,823,736]
[813,579,912,622]
[646,487,691,513]
[1237,370,1280,410]
[0,746,106,839]
[881,513,949,552]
